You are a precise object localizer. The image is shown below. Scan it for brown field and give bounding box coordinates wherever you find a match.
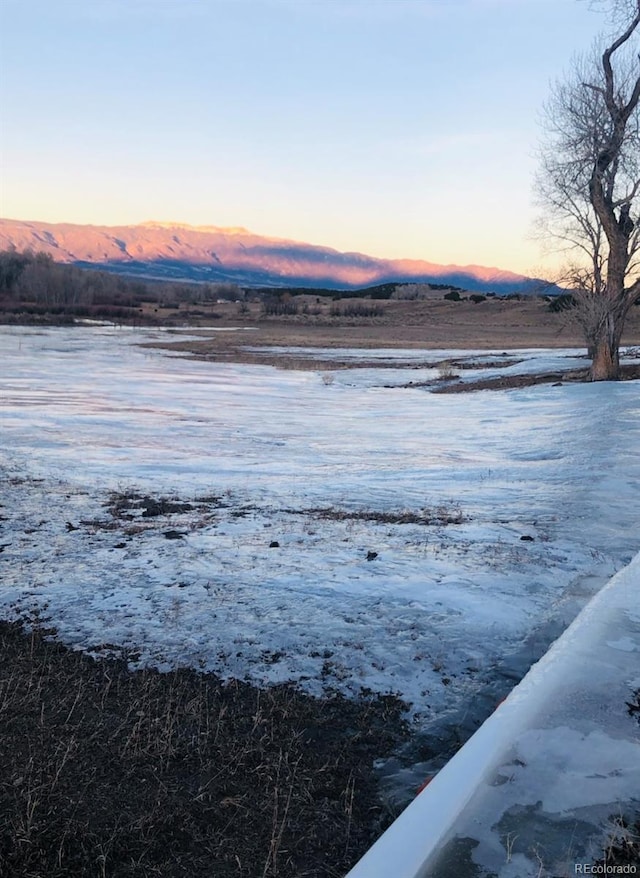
[144,296,640,370]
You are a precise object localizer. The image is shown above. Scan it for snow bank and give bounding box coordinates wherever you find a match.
[346,551,640,878]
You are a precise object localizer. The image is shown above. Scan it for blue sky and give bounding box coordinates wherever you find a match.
[0,0,609,275]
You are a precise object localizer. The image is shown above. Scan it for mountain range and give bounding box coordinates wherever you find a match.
[0,218,540,294]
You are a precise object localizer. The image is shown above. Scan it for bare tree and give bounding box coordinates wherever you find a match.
[536,0,640,380]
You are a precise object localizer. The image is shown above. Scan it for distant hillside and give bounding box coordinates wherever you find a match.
[0,218,543,294]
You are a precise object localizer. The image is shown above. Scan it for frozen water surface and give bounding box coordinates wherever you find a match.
[1,327,639,758]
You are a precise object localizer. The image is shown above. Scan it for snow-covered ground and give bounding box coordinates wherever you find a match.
[1,327,639,746]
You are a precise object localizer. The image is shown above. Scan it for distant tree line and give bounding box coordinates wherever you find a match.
[1,250,545,326]
[0,249,243,320]
[245,281,470,301]
[259,294,385,319]
[245,284,393,301]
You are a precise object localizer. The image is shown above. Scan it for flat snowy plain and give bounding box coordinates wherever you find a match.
[1,326,639,789]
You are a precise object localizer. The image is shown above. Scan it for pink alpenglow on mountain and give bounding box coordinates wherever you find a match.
[0,218,536,293]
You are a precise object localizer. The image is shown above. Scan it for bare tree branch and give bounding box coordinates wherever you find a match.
[535,0,640,379]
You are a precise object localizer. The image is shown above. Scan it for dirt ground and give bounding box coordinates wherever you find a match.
[146,296,640,370]
[0,621,409,878]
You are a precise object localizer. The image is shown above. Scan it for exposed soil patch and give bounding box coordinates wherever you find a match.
[433,362,640,393]
[626,688,640,724]
[75,491,238,536]
[0,620,409,878]
[444,357,522,371]
[105,491,197,519]
[297,505,465,526]
[80,492,467,537]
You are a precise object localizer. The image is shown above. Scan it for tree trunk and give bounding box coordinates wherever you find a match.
[590,338,619,380]
[589,311,622,380]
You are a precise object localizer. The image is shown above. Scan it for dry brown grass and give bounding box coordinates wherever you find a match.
[0,621,409,878]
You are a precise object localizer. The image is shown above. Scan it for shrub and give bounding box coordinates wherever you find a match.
[437,360,458,380]
[261,299,299,316]
[391,283,432,300]
[329,303,384,318]
[548,293,577,312]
